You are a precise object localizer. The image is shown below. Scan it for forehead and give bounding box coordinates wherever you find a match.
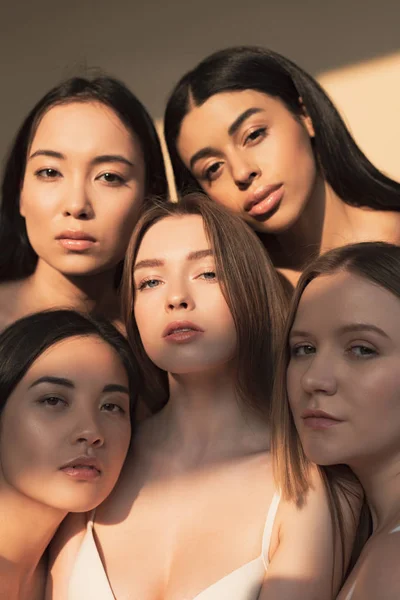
[136,215,209,259]
[21,336,127,384]
[179,90,286,144]
[31,101,140,157]
[293,271,400,332]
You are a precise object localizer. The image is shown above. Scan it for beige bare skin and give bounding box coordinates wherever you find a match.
[288,272,400,599]
[49,216,356,600]
[0,336,131,600]
[0,101,146,332]
[178,91,400,287]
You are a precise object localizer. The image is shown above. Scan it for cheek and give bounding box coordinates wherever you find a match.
[286,363,301,406]
[0,414,58,486]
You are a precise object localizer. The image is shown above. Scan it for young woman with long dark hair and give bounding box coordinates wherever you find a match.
[164,46,400,287]
[0,309,138,599]
[0,75,167,330]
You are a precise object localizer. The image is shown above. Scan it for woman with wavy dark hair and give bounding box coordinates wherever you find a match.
[0,75,168,330]
[164,46,400,288]
[0,309,138,598]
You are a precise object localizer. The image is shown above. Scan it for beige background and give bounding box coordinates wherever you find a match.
[1,0,399,182]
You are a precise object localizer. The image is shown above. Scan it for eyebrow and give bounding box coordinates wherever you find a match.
[134,249,213,272]
[29,149,134,168]
[290,323,389,339]
[29,376,129,394]
[189,107,264,171]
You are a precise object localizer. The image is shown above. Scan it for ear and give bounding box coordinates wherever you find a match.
[299,97,315,138]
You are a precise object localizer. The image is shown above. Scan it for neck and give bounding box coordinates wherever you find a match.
[147,365,269,467]
[22,259,120,322]
[262,177,353,271]
[0,477,66,586]
[351,454,400,532]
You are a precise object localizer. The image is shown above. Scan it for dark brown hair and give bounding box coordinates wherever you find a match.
[122,192,288,413]
[0,75,168,282]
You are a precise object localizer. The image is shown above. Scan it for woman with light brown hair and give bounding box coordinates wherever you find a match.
[49,194,357,600]
[272,241,400,599]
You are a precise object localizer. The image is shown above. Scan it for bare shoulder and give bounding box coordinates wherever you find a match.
[260,467,362,600]
[46,512,87,600]
[344,531,400,600]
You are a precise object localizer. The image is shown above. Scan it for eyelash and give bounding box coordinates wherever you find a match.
[101,402,125,414]
[137,270,217,291]
[290,343,378,359]
[96,172,126,186]
[244,127,268,145]
[38,395,67,407]
[201,127,268,183]
[137,277,162,291]
[34,169,126,186]
[35,168,61,180]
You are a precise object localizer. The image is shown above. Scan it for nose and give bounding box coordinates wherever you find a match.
[62,181,94,220]
[231,155,261,190]
[71,412,104,448]
[166,281,194,312]
[301,354,338,396]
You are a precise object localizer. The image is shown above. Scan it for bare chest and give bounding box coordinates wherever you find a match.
[93,456,275,600]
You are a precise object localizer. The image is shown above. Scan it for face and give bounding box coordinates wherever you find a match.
[20,101,146,277]
[177,90,317,234]
[133,215,237,374]
[287,271,400,470]
[0,335,131,513]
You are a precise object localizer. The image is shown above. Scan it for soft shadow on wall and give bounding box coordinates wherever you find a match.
[0,0,399,186]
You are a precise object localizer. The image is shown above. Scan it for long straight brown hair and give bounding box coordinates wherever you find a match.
[122,192,288,414]
[271,242,400,576]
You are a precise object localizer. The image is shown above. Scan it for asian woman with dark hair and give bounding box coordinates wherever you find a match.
[0,309,138,598]
[0,75,168,330]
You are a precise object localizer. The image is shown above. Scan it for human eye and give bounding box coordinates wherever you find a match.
[202,161,223,182]
[35,168,62,180]
[97,172,126,186]
[244,127,268,145]
[198,270,217,282]
[347,344,377,359]
[37,395,68,408]
[290,343,316,358]
[136,277,162,291]
[101,401,126,414]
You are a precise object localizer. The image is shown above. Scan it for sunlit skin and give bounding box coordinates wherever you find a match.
[134,214,237,375]
[49,216,356,600]
[0,101,146,330]
[177,91,400,283]
[287,271,400,599]
[0,335,131,598]
[178,91,317,236]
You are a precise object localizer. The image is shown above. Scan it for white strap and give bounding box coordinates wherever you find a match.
[261,492,280,568]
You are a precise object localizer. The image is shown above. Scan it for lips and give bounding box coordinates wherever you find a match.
[245,184,284,218]
[56,230,97,251]
[60,455,101,474]
[162,320,204,338]
[56,230,96,242]
[301,409,343,430]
